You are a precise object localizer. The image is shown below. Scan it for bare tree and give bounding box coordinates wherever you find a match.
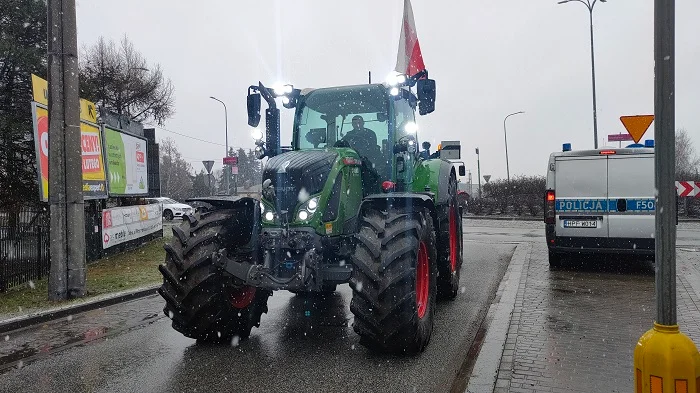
[79,36,175,125]
[675,128,700,178]
[160,138,193,200]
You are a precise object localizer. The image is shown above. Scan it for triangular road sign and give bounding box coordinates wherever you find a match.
[202,160,214,174]
[620,115,654,144]
[483,175,491,183]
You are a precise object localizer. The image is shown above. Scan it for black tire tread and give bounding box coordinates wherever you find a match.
[158,208,269,342]
[350,207,437,354]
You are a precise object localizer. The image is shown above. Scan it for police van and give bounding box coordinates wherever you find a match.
[544,142,656,265]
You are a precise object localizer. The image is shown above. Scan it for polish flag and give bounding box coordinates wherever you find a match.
[395,0,426,77]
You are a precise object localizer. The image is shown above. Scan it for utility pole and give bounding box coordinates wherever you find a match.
[634,0,699,390]
[47,0,85,300]
[476,148,482,199]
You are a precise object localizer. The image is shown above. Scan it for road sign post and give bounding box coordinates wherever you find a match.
[633,0,700,390]
[202,160,214,195]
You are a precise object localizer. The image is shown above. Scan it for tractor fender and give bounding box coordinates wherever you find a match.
[184,196,260,251]
[185,196,258,211]
[358,193,437,224]
[414,159,456,206]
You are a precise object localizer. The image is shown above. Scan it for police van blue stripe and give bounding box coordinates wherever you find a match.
[556,198,655,213]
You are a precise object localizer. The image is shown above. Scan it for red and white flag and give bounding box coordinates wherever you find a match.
[395,0,426,77]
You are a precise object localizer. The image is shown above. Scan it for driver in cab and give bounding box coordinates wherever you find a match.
[339,115,378,153]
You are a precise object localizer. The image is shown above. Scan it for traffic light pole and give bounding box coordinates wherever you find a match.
[633,1,699,390]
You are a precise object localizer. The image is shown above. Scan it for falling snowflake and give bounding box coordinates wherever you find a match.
[66,315,73,321]
[28,281,35,289]
[355,281,363,292]
[460,286,466,294]
[17,360,23,369]
[298,188,310,202]
[4,335,8,341]
[168,311,174,319]
[231,335,240,347]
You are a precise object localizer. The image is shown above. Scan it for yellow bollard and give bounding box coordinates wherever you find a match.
[634,323,700,393]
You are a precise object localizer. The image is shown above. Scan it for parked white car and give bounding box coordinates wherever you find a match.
[146,197,194,221]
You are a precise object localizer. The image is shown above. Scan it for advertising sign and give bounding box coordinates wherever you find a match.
[102,204,162,249]
[31,103,108,201]
[103,126,149,196]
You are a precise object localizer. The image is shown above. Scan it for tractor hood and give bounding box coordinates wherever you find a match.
[262,150,338,215]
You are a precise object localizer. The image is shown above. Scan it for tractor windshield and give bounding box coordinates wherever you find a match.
[294,85,389,157]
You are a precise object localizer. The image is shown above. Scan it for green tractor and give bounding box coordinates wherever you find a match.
[158,71,465,354]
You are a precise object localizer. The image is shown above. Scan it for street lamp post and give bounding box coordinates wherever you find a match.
[558,0,605,149]
[209,96,229,195]
[503,111,524,182]
[476,148,482,199]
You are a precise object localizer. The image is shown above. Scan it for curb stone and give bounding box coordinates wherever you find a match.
[465,242,531,393]
[0,284,160,334]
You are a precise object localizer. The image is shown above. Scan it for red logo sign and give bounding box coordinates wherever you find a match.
[103,211,113,228]
[136,151,145,163]
[103,233,110,244]
[223,156,238,165]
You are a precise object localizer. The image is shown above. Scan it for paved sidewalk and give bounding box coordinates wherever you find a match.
[469,244,700,393]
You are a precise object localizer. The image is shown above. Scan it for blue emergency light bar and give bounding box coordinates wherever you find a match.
[562,143,572,152]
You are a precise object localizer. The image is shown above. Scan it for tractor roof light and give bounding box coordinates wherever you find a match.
[390,87,400,96]
[385,71,407,87]
[272,83,294,96]
[251,128,264,141]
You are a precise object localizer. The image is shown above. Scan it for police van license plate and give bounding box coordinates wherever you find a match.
[563,220,597,228]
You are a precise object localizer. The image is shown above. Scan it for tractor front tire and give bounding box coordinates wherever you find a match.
[437,172,463,300]
[350,207,437,354]
[158,208,270,342]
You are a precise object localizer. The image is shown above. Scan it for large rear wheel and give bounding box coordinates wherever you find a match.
[350,207,437,354]
[437,172,463,299]
[158,208,270,342]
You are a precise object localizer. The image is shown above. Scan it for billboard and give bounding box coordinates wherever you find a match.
[31,102,108,201]
[103,126,149,196]
[102,204,162,249]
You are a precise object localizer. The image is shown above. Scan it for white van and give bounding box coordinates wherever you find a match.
[544,144,655,265]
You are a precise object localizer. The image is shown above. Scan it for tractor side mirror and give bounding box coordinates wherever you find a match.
[247,93,261,127]
[459,165,466,177]
[422,141,431,150]
[417,78,436,115]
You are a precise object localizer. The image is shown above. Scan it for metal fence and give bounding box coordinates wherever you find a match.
[0,206,50,292]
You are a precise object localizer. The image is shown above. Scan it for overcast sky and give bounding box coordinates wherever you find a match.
[75,0,699,182]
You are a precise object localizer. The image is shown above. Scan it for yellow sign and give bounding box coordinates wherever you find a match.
[620,115,655,144]
[31,74,97,123]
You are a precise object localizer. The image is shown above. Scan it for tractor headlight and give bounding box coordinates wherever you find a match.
[297,210,309,221]
[307,197,319,212]
[264,211,275,222]
[390,87,400,96]
[251,128,263,141]
[297,196,319,221]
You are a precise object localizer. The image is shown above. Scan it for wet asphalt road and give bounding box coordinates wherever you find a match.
[0,228,515,393]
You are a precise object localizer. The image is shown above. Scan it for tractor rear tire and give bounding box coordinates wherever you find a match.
[350,207,437,354]
[158,208,270,342]
[437,172,463,300]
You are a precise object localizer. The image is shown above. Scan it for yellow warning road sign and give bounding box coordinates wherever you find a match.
[620,115,655,144]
